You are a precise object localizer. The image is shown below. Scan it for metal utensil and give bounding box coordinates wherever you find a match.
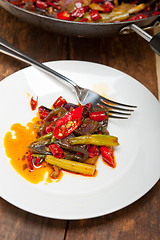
[121,24,160,56]
[0,37,136,119]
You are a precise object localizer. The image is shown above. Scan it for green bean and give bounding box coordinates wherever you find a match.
[34,132,53,142]
[45,155,96,176]
[32,154,46,159]
[69,134,119,147]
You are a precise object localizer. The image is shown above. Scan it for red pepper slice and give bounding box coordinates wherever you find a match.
[153,11,160,16]
[35,0,47,10]
[53,106,84,139]
[100,146,116,168]
[90,10,102,21]
[53,96,67,108]
[45,121,55,133]
[49,144,65,158]
[38,108,50,120]
[34,157,41,166]
[57,11,71,21]
[127,13,147,21]
[27,152,34,171]
[30,96,38,111]
[89,111,106,122]
[92,0,104,3]
[104,1,114,9]
[71,7,85,18]
[38,106,56,121]
[78,18,88,22]
[87,145,100,158]
[45,2,61,10]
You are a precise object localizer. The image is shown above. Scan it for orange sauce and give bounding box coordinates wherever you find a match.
[4,114,113,184]
[4,115,61,184]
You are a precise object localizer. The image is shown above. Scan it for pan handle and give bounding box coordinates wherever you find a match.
[121,23,160,56]
[120,19,160,34]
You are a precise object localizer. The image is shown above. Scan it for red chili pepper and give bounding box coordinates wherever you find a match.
[57,11,71,21]
[38,106,56,121]
[34,157,41,166]
[78,18,88,22]
[83,6,90,12]
[104,1,114,9]
[100,146,116,168]
[35,0,47,10]
[27,152,34,171]
[30,96,38,111]
[53,106,84,139]
[89,111,106,122]
[10,0,22,6]
[153,11,160,16]
[71,7,85,18]
[45,121,55,133]
[87,145,100,158]
[45,2,61,10]
[39,108,50,120]
[127,13,147,21]
[49,144,65,158]
[90,10,102,21]
[38,106,44,115]
[53,96,67,108]
[102,1,114,13]
[92,0,104,3]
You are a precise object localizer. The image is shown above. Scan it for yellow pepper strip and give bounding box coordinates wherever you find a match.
[128,3,146,14]
[45,155,96,176]
[69,134,119,147]
[89,3,105,12]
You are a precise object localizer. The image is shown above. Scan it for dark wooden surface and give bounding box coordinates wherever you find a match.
[0,6,159,240]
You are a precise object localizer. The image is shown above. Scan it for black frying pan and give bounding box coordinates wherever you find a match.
[0,0,160,55]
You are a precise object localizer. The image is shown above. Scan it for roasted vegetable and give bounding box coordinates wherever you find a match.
[69,134,119,147]
[8,0,158,23]
[45,155,96,176]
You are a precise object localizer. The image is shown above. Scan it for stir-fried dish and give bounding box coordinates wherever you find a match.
[7,0,159,23]
[4,96,119,183]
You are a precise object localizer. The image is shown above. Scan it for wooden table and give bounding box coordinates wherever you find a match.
[0,7,159,240]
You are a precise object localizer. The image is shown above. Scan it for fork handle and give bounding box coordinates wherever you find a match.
[0,37,78,89]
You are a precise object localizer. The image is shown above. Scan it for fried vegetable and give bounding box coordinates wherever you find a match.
[74,118,100,135]
[56,134,89,161]
[69,134,119,147]
[45,155,96,176]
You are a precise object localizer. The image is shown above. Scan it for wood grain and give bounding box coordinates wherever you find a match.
[0,6,159,240]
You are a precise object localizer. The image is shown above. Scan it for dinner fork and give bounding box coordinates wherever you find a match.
[0,37,136,119]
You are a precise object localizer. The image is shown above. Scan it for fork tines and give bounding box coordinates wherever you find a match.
[98,98,137,119]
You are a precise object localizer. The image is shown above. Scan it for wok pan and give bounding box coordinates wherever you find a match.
[0,0,160,55]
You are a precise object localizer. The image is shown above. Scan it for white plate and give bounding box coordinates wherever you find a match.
[0,61,160,220]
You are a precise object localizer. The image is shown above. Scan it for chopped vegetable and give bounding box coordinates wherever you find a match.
[100,146,116,168]
[8,0,159,23]
[89,111,107,122]
[30,96,38,111]
[49,144,65,158]
[8,95,120,183]
[69,134,119,147]
[53,96,67,108]
[45,155,96,176]
[53,106,84,139]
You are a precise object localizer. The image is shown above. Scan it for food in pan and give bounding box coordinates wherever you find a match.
[4,96,119,183]
[7,0,160,23]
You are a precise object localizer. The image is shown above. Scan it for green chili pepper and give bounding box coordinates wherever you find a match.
[69,134,119,147]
